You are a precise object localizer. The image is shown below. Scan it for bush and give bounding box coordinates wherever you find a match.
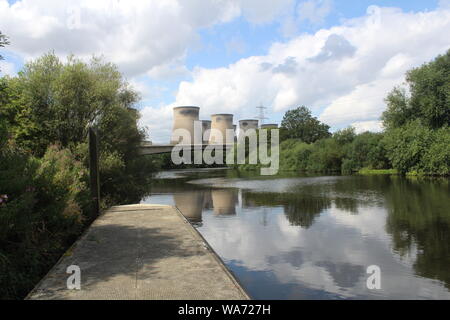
[343,132,389,172]
[307,138,343,172]
[383,120,435,174]
[0,145,89,299]
[279,139,313,171]
[421,127,450,175]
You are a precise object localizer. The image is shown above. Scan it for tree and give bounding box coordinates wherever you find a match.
[382,50,450,130]
[382,120,435,174]
[9,53,142,157]
[343,132,389,172]
[280,106,331,143]
[333,127,356,145]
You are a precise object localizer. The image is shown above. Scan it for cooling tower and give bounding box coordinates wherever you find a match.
[174,191,204,223]
[238,119,259,139]
[212,189,238,215]
[171,106,200,144]
[260,124,278,129]
[201,120,211,144]
[209,114,234,145]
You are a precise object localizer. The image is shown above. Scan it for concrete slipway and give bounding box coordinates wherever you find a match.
[26,204,249,300]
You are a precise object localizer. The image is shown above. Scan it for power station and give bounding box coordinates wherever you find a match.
[171,106,277,145]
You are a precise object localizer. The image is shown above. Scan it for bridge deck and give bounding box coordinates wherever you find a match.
[26,204,249,300]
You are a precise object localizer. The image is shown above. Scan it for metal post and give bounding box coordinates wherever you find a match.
[89,127,100,216]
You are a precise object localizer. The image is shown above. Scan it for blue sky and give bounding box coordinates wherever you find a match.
[1,0,449,142]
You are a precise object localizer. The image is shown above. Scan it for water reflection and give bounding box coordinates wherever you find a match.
[212,189,238,215]
[141,170,450,299]
[174,191,204,223]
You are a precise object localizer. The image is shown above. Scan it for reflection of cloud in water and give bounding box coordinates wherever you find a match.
[199,204,450,299]
[142,170,450,299]
[316,261,364,289]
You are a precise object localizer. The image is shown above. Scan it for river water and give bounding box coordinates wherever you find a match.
[141,168,450,299]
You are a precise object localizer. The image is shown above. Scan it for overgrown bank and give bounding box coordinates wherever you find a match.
[0,52,159,299]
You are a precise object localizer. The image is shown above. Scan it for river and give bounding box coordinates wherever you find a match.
[141,168,450,299]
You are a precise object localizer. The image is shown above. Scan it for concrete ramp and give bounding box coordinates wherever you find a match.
[27,204,249,300]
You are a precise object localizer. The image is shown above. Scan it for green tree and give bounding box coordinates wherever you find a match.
[382,120,435,174]
[382,50,450,130]
[280,106,331,143]
[11,53,143,157]
[307,138,343,172]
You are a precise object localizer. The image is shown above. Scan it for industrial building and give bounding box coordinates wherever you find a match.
[171,106,277,145]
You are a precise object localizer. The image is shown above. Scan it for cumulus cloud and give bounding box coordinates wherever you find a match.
[0,0,294,78]
[0,60,16,76]
[145,6,450,142]
[297,0,333,25]
[351,121,383,134]
[309,34,356,63]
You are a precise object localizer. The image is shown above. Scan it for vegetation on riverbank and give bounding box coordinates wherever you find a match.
[236,50,449,176]
[0,43,159,298]
[358,168,398,175]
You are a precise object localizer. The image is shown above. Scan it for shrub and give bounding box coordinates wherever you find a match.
[0,145,89,299]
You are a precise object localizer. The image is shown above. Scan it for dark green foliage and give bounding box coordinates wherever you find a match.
[280,106,331,143]
[0,144,89,299]
[306,138,344,172]
[382,50,450,130]
[380,50,450,175]
[279,139,313,171]
[383,121,450,175]
[0,53,159,299]
[342,131,389,173]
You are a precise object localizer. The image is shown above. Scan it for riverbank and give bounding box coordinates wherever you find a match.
[358,168,398,175]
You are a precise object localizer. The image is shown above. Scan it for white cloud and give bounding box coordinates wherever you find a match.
[0,0,294,79]
[297,0,333,25]
[139,105,173,142]
[351,121,383,134]
[147,6,450,142]
[0,60,16,76]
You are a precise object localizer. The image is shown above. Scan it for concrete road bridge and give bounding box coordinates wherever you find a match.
[138,141,233,155]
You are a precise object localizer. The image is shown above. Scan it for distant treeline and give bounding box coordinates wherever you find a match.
[237,50,450,176]
[0,51,160,299]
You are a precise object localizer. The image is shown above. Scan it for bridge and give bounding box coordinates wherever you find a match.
[138,141,234,155]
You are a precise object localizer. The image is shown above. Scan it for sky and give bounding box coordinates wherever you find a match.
[1,0,449,143]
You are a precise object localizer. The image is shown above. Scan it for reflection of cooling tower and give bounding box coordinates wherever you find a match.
[239,119,259,139]
[209,114,234,144]
[203,190,213,209]
[212,189,238,215]
[174,192,204,223]
[171,106,200,144]
[260,124,278,129]
[201,120,211,144]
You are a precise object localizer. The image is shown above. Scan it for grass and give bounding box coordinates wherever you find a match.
[358,168,398,175]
